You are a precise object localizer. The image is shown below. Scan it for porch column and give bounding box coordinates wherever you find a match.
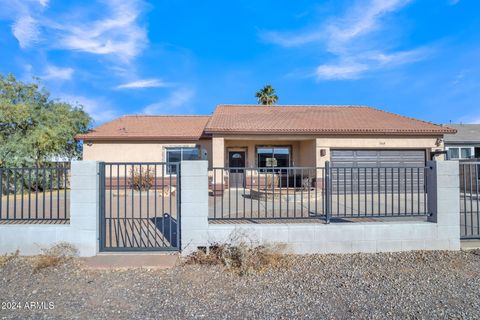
[212,137,225,168]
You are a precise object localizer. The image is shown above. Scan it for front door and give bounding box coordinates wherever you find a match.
[228,151,246,187]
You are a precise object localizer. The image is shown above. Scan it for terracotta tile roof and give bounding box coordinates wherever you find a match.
[205,105,456,135]
[76,115,211,141]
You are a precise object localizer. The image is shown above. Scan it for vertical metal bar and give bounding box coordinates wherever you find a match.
[64,164,68,220]
[370,168,375,216]
[162,164,165,244]
[410,167,414,215]
[350,167,353,217]
[315,168,318,217]
[343,168,346,217]
[49,167,53,219]
[357,168,360,217]
[146,164,150,244]
[417,167,420,214]
[57,164,60,219]
[176,162,181,249]
[6,169,10,219]
[397,167,401,215]
[293,168,296,218]
[131,164,135,246]
[462,164,467,236]
[98,162,105,251]
[307,168,311,217]
[124,165,128,247]
[470,164,474,236]
[221,168,225,219]
[213,168,216,219]
[286,169,289,217]
[28,169,32,220]
[301,169,304,217]
[35,167,38,219]
[336,167,339,216]
[236,168,239,219]
[424,167,427,215]
[364,168,367,216]
[325,161,331,223]
[391,168,394,215]
[243,168,246,219]
[117,165,120,247]
[13,169,17,219]
[279,169,282,218]
[109,164,112,248]
[250,169,253,219]
[404,168,407,215]
[20,168,24,219]
[272,169,276,218]
[264,169,267,218]
[377,167,380,216]
[475,163,479,236]
[169,165,173,248]
[42,167,46,219]
[0,169,3,219]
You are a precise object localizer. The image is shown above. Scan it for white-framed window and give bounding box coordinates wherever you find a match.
[165,147,199,174]
[446,146,474,160]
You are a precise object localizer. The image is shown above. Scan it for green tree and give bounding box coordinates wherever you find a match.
[0,74,92,167]
[255,84,278,105]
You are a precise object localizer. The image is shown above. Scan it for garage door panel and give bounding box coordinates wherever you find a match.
[330,149,426,193]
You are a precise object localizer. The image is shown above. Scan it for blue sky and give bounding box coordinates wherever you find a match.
[0,0,479,126]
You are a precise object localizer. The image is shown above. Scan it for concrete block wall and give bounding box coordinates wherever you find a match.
[0,161,100,256]
[180,161,209,254]
[182,160,461,255]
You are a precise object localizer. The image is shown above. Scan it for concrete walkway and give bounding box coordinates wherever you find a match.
[82,253,179,270]
[461,240,480,250]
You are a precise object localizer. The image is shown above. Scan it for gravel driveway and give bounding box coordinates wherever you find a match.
[1,250,480,319]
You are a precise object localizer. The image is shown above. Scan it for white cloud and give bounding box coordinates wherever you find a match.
[3,0,147,62]
[42,65,74,80]
[316,61,369,80]
[59,94,118,123]
[261,0,425,80]
[115,79,171,89]
[55,0,147,61]
[12,15,40,48]
[143,88,195,115]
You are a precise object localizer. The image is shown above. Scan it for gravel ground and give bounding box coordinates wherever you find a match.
[1,250,480,319]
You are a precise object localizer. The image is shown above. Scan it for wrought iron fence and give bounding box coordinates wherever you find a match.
[208,163,429,222]
[209,167,325,220]
[100,162,180,251]
[460,162,480,239]
[0,162,70,222]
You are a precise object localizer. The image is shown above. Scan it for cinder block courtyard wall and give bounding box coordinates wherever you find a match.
[181,160,461,255]
[0,161,100,256]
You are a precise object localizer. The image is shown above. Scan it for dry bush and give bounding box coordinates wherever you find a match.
[0,250,19,268]
[32,242,78,273]
[186,233,289,276]
[129,167,155,190]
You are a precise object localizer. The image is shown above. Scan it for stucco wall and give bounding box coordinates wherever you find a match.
[212,134,443,169]
[83,139,212,168]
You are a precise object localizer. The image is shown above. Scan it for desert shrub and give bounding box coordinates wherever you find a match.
[129,167,154,190]
[0,250,19,268]
[186,242,289,276]
[32,242,78,273]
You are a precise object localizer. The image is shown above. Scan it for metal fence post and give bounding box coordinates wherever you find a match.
[325,161,331,224]
[98,162,105,251]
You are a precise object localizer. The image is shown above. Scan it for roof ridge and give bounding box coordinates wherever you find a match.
[216,104,369,108]
[122,114,210,118]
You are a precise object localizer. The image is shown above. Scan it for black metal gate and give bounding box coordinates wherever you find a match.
[460,162,480,239]
[99,162,180,251]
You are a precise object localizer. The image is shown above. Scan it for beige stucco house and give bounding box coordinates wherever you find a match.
[76,105,456,173]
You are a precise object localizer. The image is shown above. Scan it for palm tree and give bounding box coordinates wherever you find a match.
[255,85,278,105]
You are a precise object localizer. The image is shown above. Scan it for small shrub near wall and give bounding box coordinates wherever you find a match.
[129,167,154,190]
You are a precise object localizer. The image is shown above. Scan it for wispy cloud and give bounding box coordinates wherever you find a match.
[449,0,460,5]
[115,79,172,90]
[3,0,147,62]
[41,65,74,80]
[143,88,195,115]
[11,15,40,48]
[59,94,118,123]
[261,0,425,80]
[55,0,147,62]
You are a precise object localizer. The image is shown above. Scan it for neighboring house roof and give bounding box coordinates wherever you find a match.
[76,115,211,141]
[205,105,456,135]
[443,124,480,144]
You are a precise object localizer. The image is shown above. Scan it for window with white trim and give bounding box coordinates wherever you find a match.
[446,147,473,160]
[166,147,199,174]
